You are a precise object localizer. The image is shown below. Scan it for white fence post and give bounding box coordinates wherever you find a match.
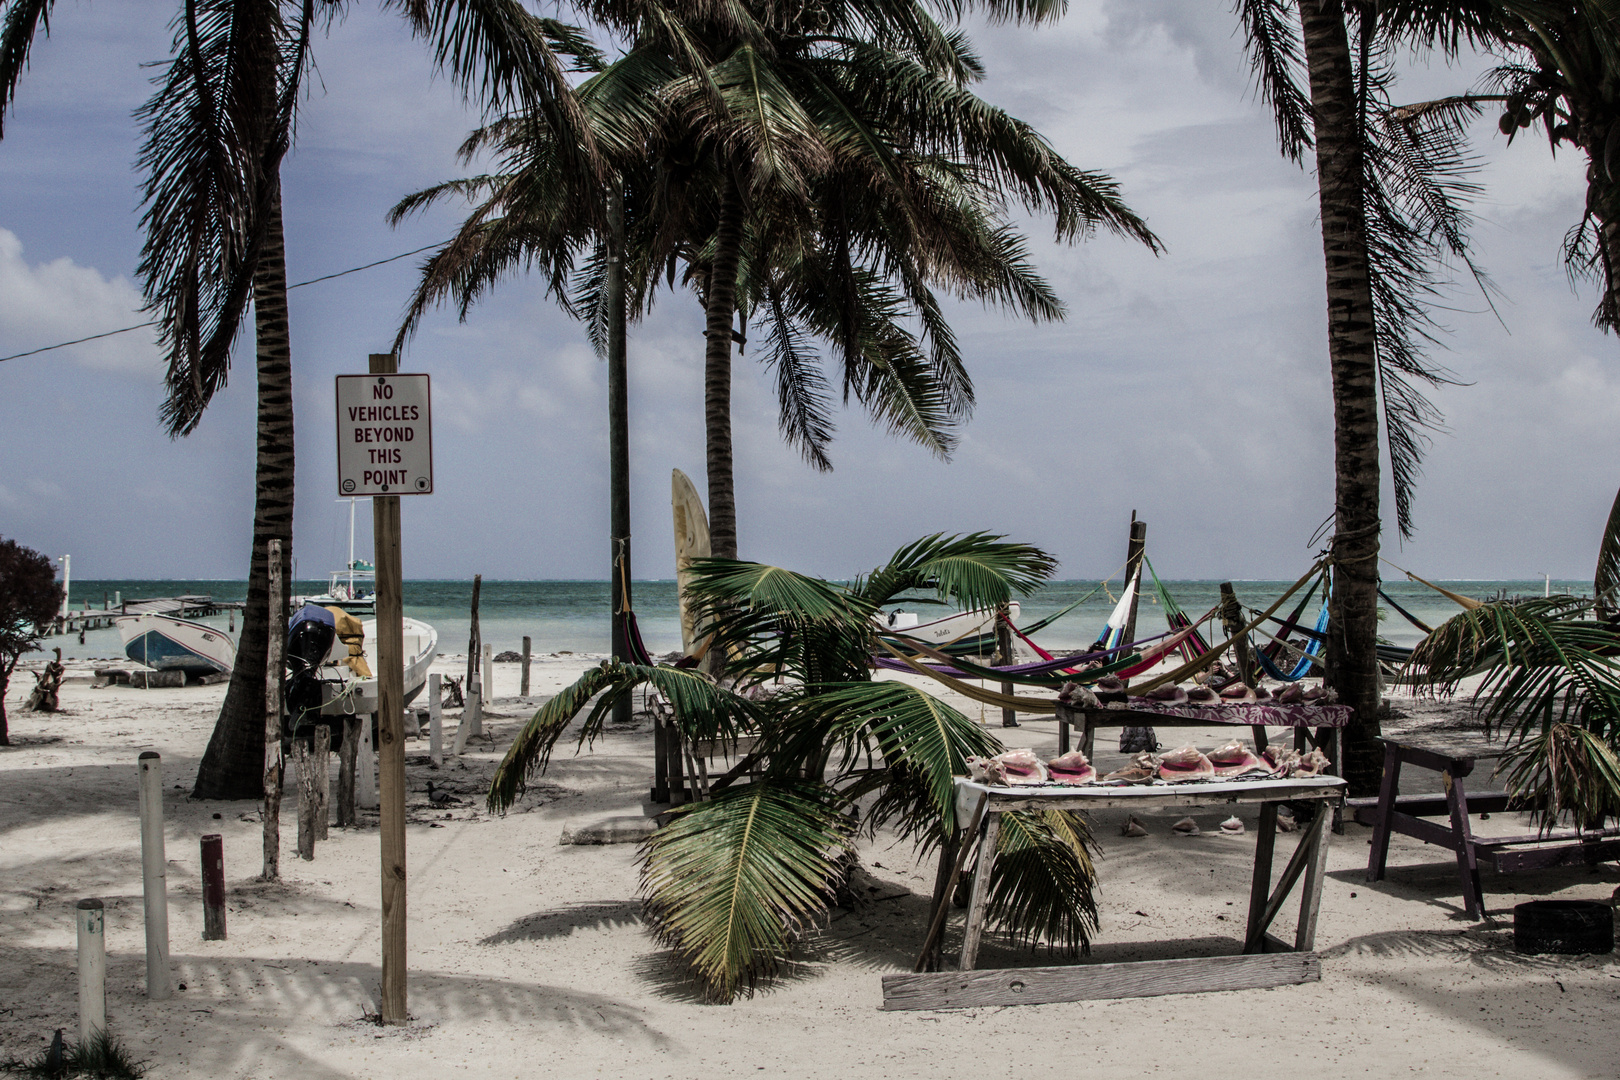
[137,752,172,1000]
[76,899,106,1043]
[428,673,443,768]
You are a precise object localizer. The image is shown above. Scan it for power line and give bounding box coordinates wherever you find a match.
[0,242,442,364]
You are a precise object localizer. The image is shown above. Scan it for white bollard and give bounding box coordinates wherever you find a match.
[76,899,106,1043]
[357,716,378,810]
[137,752,172,1000]
[428,673,443,768]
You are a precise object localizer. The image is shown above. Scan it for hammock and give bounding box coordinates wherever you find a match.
[1379,587,1434,634]
[1254,600,1328,681]
[877,633,1143,687]
[1143,556,1213,663]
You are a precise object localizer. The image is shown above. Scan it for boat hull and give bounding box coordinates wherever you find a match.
[116,614,236,676]
[319,617,438,715]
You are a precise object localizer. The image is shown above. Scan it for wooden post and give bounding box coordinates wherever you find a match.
[371,352,408,1026]
[296,738,316,861]
[481,642,494,716]
[200,834,226,941]
[337,715,360,827]
[520,637,531,698]
[1220,582,1253,685]
[313,724,331,841]
[995,604,1017,728]
[76,899,105,1043]
[357,716,378,809]
[263,538,285,881]
[466,574,481,725]
[137,751,171,1000]
[1122,514,1148,655]
[428,673,443,767]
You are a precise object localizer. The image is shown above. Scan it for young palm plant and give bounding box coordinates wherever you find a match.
[487,533,1098,1001]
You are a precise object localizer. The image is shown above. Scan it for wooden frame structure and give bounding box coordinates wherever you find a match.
[1056,702,1347,768]
[1353,737,1620,920]
[882,775,1345,1011]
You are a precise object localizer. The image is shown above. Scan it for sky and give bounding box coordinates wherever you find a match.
[0,0,1615,585]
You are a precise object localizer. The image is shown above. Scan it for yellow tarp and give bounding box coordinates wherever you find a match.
[326,606,372,678]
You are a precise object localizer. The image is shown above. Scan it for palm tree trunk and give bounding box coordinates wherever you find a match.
[1299,0,1382,796]
[193,179,296,799]
[703,175,745,561]
[607,186,633,723]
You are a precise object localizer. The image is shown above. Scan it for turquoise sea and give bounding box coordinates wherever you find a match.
[45,577,1591,663]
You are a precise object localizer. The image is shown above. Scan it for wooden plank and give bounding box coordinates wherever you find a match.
[1295,803,1332,951]
[1492,837,1620,873]
[1387,811,1459,849]
[958,814,1001,971]
[1382,740,1477,777]
[1366,740,1401,883]
[882,952,1321,1011]
[1445,771,1485,920]
[957,785,1344,814]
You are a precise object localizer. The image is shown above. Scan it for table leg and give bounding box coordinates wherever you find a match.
[1251,725,1269,753]
[1445,771,1485,919]
[1367,741,1401,883]
[1081,717,1094,758]
[958,814,1002,972]
[1244,803,1279,953]
[1058,718,1070,756]
[1295,800,1334,951]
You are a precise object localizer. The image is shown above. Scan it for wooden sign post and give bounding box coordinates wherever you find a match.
[338,354,433,1025]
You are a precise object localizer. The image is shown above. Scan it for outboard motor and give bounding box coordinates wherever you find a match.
[285,603,342,749]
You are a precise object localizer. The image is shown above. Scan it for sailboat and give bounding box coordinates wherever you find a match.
[293,498,377,614]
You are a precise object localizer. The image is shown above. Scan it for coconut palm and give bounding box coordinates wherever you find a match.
[487,533,1098,1001]
[0,0,601,798]
[394,0,1158,562]
[1235,0,1500,792]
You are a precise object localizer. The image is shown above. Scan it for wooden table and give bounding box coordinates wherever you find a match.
[1057,700,1352,772]
[1354,737,1620,919]
[881,774,1346,1011]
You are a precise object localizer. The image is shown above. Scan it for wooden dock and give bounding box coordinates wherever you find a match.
[51,595,245,636]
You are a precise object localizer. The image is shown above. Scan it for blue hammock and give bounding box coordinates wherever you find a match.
[1254,600,1329,681]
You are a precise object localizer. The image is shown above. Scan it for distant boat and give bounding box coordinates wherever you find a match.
[880,602,1022,650]
[115,613,236,677]
[292,498,377,614]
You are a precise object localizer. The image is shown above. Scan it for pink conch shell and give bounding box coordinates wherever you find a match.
[1218,682,1258,703]
[1275,683,1306,705]
[1293,748,1331,777]
[1185,685,1220,705]
[1208,739,1270,777]
[1252,684,1273,702]
[1143,684,1188,703]
[1046,750,1096,785]
[1157,745,1215,782]
[1058,682,1101,709]
[1103,751,1159,784]
[1260,745,1300,777]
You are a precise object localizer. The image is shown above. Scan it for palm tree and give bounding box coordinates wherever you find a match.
[0,0,602,798]
[395,0,1159,562]
[1235,0,1495,792]
[487,532,1098,1001]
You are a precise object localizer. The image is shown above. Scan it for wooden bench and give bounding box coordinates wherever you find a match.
[1360,737,1620,919]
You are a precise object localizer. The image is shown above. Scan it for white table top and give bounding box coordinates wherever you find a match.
[953,774,1346,819]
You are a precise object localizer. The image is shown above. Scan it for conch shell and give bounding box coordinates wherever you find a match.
[1157,745,1215,782]
[1103,751,1159,784]
[1046,750,1096,785]
[966,748,1048,786]
[1208,739,1270,777]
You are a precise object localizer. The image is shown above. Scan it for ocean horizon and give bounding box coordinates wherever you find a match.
[45,576,1591,664]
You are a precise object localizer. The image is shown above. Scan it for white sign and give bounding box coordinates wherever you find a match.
[336,373,433,496]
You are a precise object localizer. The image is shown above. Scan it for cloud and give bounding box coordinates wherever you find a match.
[0,228,159,375]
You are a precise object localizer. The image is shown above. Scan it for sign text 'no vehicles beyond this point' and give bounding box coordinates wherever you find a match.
[336,373,433,496]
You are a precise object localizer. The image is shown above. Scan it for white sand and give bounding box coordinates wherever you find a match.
[3,655,1617,1079]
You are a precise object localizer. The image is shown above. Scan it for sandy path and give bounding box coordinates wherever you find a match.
[2,658,1617,1079]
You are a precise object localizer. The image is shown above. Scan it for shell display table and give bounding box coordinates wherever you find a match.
[881,774,1346,1011]
[1056,700,1353,771]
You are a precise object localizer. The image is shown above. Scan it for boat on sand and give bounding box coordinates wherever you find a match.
[115,613,236,677]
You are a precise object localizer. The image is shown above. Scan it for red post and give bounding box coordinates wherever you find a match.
[200,834,226,940]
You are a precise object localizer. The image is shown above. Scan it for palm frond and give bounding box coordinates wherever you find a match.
[639,778,853,1001]
[1498,722,1620,828]
[986,808,1097,954]
[855,531,1057,608]
[1595,484,1620,615]
[1233,0,1313,161]
[0,0,55,139]
[487,660,760,811]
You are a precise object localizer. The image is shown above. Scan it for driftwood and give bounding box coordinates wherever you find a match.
[313,725,331,842]
[25,648,63,712]
[336,716,360,827]
[296,739,317,861]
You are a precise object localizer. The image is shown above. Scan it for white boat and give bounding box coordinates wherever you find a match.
[878,602,1027,655]
[292,499,377,614]
[318,616,438,715]
[115,613,236,677]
